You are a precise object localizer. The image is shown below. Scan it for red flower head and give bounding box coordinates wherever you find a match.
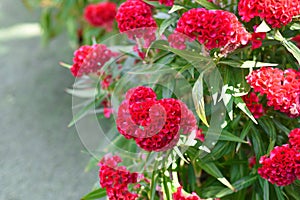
[116,86,197,151]
[246,67,300,118]
[173,187,201,200]
[258,145,299,186]
[99,154,139,199]
[154,0,174,6]
[175,8,250,53]
[242,92,264,119]
[292,35,300,48]
[70,44,117,77]
[289,128,300,151]
[84,2,117,31]
[238,0,300,28]
[115,0,157,33]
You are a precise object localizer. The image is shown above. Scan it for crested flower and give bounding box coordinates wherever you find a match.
[84,2,117,31]
[175,8,250,53]
[258,145,299,186]
[238,0,300,28]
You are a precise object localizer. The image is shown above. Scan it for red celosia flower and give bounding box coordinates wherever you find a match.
[84,2,117,31]
[248,156,256,168]
[258,145,299,186]
[154,0,174,6]
[289,128,300,151]
[292,35,300,48]
[250,26,266,50]
[173,187,201,200]
[246,67,300,117]
[176,8,250,53]
[168,32,191,50]
[242,92,264,119]
[115,0,157,33]
[116,86,196,151]
[238,0,300,28]
[99,154,139,199]
[195,129,205,142]
[70,44,117,77]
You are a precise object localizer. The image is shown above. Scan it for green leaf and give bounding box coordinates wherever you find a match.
[68,95,105,127]
[236,121,253,152]
[240,61,278,68]
[255,20,271,33]
[196,161,235,191]
[271,119,290,136]
[168,5,185,14]
[274,185,285,200]
[218,60,243,68]
[274,30,300,66]
[263,180,269,200]
[290,23,300,30]
[234,97,258,124]
[81,188,107,200]
[194,0,220,10]
[215,175,258,198]
[220,130,248,143]
[192,72,209,127]
[251,126,266,158]
[159,17,177,35]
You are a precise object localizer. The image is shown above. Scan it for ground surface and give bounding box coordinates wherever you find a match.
[0,1,97,199]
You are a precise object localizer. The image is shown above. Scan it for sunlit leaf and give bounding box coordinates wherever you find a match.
[81,188,106,200]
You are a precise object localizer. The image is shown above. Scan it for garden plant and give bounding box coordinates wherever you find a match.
[24,0,300,199]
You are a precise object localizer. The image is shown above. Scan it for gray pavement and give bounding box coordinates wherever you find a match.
[0,1,97,199]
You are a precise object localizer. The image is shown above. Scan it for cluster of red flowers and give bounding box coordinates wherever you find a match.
[242,92,264,119]
[116,86,197,151]
[250,26,266,50]
[156,0,174,6]
[246,67,300,118]
[292,35,300,48]
[173,187,201,200]
[289,128,300,151]
[238,0,300,28]
[115,0,157,33]
[99,154,139,199]
[175,8,250,53]
[70,44,117,77]
[258,144,300,186]
[84,2,117,31]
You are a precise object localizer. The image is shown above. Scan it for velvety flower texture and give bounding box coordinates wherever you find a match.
[258,145,300,186]
[175,8,250,53]
[238,0,300,28]
[289,128,300,151]
[84,2,117,30]
[242,92,264,119]
[246,67,300,118]
[70,44,116,77]
[173,187,201,200]
[99,154,139,199]
[115,0,157,33]
[116,86,197,151]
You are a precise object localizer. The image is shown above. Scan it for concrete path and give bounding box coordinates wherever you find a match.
[0,1,97,199]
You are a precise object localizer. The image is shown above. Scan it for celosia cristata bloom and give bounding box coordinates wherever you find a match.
[292,35,300,48]
[155,0,174,6]
[246,67,300,118]
[242,92,264,118]
[99,154,139,199]
[116,86,197,151]
[238,0,300,28]
[173,187,201,200]
[258,145,299,186]
[84,2,117,31]
[250,26,266,50]
[175,8,250,53]
[70,44,117,77]
[289,128,300,151]
[115,0,157,33]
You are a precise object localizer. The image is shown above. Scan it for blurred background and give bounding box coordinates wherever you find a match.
[0,0,97,199]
